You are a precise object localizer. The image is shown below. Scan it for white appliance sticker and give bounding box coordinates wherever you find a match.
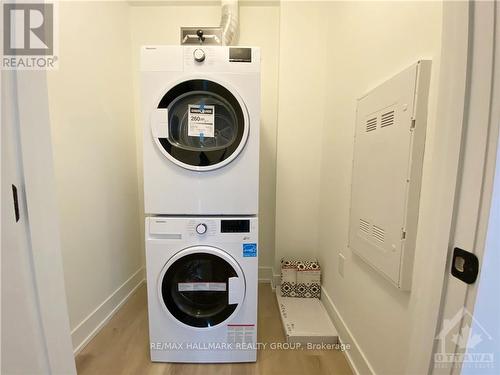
[188,104,215,138]
[227,324,256,345]
[178,282,226,292]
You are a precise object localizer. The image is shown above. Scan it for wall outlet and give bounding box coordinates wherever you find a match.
[338,253,346,278]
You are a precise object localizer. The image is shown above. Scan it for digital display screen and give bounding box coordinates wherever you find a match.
[229,48,252,63]
[221,220,250,233]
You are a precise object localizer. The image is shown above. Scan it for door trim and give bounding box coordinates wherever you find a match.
[11,70,76,373]
[432,1,499,373]
[404,2,471,373]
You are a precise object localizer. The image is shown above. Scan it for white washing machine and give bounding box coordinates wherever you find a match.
[145,216,258,363]
[141,45,260,215]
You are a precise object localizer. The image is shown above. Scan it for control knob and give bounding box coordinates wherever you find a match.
[196,223,207,235]
[193,48,206,63]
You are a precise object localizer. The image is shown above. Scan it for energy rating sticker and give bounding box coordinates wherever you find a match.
[188,104,215,138]
[243,243,257,257]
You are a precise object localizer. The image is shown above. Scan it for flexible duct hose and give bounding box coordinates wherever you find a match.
[220,0,239,45]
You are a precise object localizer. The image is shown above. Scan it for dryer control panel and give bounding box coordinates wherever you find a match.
[140,45,260,74]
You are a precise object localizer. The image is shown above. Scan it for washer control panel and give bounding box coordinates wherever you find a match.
[148,217,257,242]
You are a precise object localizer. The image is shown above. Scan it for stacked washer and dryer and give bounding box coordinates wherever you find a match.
[141,45,260,363]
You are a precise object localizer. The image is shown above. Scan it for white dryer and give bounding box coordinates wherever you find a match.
[141,46,260,215]
[145,216,258,363]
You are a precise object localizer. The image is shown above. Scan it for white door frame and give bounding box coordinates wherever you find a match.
[432,1,500,373]
[406,1,499,373]
[16,70,77,374]
[405,1,471,373]
[1,0,75,371]
[2,68,76,373]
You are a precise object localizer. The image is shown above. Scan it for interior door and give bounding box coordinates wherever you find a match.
[151,79,249,171]
[432,2,499,373]
[1,66,75,373]
[159,246,245,328]
[1,70,53,375]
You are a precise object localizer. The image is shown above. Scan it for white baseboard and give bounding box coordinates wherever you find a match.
[71,267,145,355]
[320,286,375,375]
[258,266,273,283]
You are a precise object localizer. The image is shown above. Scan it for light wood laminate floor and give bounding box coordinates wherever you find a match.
[76,283,352,375]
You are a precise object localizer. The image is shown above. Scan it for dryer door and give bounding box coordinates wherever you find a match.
[151,79,249,171]
[158,246,246,328]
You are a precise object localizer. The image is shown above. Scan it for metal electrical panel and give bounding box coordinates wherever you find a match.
[348,61,431,291]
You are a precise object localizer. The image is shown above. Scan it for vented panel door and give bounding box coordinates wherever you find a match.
[349,61,431,290]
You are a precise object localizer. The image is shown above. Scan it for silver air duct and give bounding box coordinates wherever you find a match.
[220,0,239,45]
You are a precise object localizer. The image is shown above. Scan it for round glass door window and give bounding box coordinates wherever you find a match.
[155,79,248,170]
[161,252,241,328]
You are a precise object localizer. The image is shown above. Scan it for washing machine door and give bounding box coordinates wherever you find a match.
[158,246,246,328]
[151,79,249,171]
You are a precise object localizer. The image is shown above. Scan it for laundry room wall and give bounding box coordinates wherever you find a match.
[314,2,443,374]
[273,2,327,275]
[47,1,143,352]
[128,1,280,280]
[44,1,446,367]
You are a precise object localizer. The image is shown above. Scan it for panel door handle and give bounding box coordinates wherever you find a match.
[12,184,20,222]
